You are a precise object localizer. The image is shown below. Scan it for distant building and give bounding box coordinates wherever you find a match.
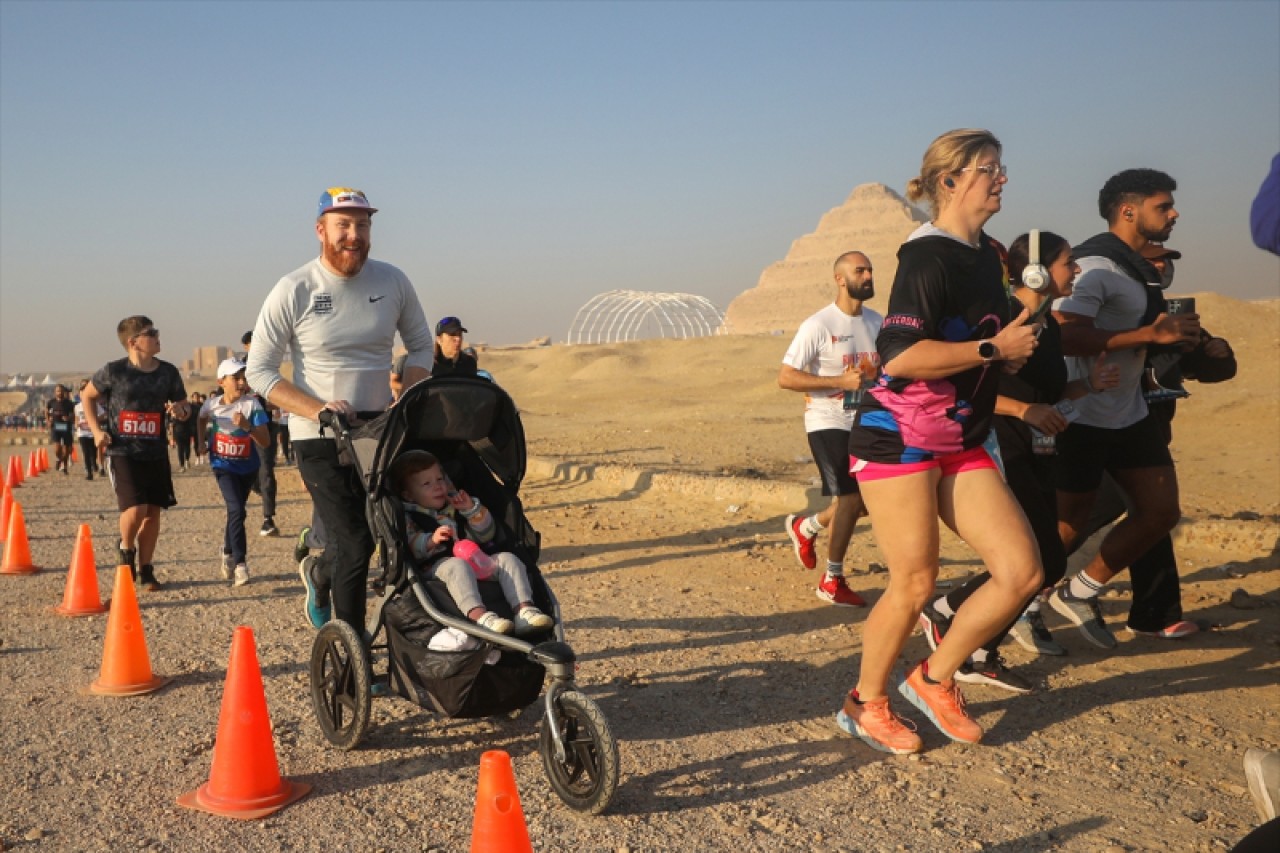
[192,346,232,375]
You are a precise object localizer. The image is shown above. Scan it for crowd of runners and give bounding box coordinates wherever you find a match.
[6,156,1278,847]
[776,129,1258,753]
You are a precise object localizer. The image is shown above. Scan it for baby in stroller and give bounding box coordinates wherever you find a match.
[390,450,554,636]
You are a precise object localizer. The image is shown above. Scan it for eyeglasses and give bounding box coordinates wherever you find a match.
[961,163,1008,179]
[132,328,160,340]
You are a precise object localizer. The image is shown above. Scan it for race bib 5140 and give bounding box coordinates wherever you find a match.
[118,410,162,438]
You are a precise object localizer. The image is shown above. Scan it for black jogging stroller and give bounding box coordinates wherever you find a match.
[307,376,619,814]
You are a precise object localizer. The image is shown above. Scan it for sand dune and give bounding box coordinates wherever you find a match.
[486,293,1279,520]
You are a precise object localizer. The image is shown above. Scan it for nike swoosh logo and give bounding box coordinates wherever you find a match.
[369,295,386,303]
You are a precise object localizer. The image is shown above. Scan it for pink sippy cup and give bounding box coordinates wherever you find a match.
[453,539,495,580]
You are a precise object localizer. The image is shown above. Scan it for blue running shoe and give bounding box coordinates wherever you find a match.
[299,554,331,628]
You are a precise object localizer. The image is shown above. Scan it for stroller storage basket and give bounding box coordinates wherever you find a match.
[383,589,545,718]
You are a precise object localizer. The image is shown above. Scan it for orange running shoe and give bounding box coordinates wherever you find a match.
[835,692,922,754]
[898,661,983,744]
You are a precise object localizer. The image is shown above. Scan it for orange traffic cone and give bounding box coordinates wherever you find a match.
[55,525,109,616]
[26,452,39,479]
[71,445,78,463]
[469,751,533,853]
[0,484,11,544]
[177,626,312,819]
[9,455,23,487]
[39,448,49,472]
[1,501,39,575]
[87,565,167,695]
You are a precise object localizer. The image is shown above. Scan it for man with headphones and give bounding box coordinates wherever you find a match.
[1049,169,1203,649]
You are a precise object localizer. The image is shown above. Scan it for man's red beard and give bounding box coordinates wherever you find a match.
[323,240,369,276]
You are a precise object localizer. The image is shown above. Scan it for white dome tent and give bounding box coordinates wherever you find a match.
[567,290,729,345]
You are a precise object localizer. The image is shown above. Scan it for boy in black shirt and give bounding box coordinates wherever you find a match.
[82,316,189,591]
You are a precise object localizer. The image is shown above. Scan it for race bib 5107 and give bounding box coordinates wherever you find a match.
[214,433,252,459]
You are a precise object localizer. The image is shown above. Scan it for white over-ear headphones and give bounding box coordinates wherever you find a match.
[1022,228,1050,292]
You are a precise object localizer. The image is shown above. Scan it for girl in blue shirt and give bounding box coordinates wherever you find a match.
[198,359,270,586]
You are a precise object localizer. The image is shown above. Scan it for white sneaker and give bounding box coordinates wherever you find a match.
[476,611,513,634]
[514,606,554,635]
[233,564,250,586]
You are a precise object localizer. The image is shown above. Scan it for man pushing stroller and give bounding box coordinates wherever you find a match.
[391,450,553,636]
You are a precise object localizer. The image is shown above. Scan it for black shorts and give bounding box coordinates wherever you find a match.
[1054,413,1174,494]
[807,429,860,497]
[50,427,73,446]
[107,455,176,511]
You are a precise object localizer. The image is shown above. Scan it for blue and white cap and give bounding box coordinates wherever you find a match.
[317,187,378,217]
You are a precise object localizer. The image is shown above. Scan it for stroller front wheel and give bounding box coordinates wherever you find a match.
[309,620,372,750]
[538,689,619,815]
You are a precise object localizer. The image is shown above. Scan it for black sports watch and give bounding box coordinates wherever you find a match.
[978,340,998,365]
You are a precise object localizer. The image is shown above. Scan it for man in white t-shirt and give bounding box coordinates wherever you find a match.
[779,251,883,607]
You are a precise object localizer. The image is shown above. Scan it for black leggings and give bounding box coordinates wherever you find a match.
[173,430,193,468]
[78,437,97,474]
[943,451,1064,655]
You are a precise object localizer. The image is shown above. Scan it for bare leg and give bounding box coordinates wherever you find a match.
[1057,488,1100,556]
[929,468,1043,680]
[1080,465,1180,586]
[827,492,867,564]
[814,498,838,530]
[135,506,163,565]
[854,470,942,701]
[119,505,147,551]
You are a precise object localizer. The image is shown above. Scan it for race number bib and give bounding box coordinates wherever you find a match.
[53,422,70,433]
[118,410,162,438]
[214,433,252,459]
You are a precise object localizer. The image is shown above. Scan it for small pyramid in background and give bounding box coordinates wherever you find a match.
[725,182,928,335]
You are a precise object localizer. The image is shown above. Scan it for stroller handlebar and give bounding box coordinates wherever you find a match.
[317,408,352,438]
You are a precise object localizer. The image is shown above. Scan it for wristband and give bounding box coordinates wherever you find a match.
[459,497,484,518]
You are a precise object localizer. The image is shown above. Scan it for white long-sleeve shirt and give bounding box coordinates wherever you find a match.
[246,257,434,442]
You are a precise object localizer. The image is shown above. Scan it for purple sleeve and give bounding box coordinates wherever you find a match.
[1251,153,1280,256]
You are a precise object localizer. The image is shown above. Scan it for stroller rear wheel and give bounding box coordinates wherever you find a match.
[309,620,372,750]
[538,689,619,815]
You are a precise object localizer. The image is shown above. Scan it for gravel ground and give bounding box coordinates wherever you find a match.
[1,440,1276,852]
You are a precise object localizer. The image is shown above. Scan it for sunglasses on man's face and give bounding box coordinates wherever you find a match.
[133,328,160,340]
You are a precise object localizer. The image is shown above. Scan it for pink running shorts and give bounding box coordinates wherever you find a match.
[850,445,997,483]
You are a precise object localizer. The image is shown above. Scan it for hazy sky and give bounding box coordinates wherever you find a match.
[2,0,1277,374]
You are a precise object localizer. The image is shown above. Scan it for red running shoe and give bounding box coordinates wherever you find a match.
[816,573,867,607]
[785,513,817,570]
[1128,620,1200,639]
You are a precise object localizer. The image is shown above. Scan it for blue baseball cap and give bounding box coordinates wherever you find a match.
[317,187,377,217]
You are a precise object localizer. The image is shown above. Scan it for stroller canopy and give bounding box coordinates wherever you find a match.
[352,376,528,497]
